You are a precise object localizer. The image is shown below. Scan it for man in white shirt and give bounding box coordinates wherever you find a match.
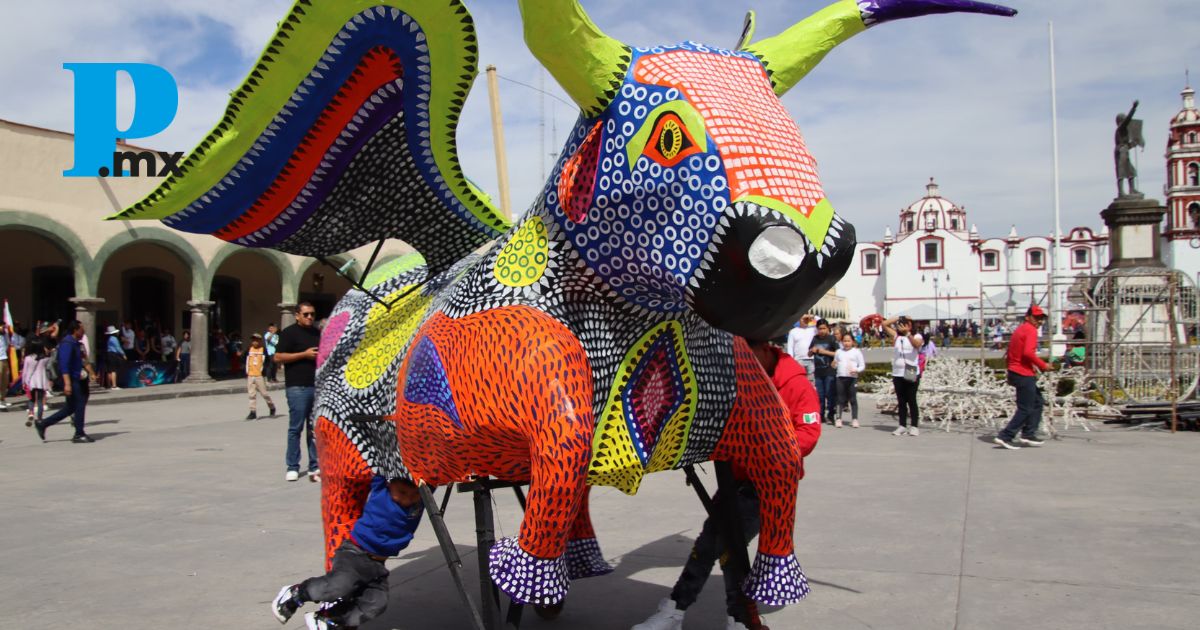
[786,315,817,383]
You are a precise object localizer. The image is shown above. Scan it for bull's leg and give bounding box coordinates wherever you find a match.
[314,416,374,570]
[564,488,614,579]
[489,348,594,606]
[712,339,808,606]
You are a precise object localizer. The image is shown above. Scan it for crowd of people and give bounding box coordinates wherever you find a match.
[781,308,1061,444]
[0,303,300,449]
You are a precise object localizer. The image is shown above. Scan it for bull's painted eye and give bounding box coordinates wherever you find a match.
[645,113,701,167]
[625,100,709,171]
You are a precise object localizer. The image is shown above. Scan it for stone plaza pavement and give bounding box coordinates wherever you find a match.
[2,391,1198,629]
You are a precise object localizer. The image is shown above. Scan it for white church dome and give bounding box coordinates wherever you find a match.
[899,178,968,234]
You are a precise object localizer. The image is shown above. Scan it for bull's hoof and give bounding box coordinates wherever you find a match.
[488,537,569,606]
[742,553,809,606]
[565,537,614,580]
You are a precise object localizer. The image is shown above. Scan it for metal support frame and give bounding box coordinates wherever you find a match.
[684,464,765,629]
[419,483,487,630]
[421,479,529,630]
[316,249,447,311]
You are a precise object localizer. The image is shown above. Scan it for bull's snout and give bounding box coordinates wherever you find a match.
[687,202,856,341]
[748,226,808,279]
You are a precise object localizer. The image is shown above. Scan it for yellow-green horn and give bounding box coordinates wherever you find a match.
[518,0,631,117]
[742,1,867,97]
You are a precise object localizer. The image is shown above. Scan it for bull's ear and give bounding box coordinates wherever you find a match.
[746,0,1016,97]
[518,0,632,117]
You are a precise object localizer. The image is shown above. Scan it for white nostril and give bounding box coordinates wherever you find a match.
[748,226,806,279]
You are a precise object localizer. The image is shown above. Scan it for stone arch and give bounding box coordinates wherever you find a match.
[92,227,208,299]
[0,210,91,297]
[295,255,362,319]
[207,243,296,303]
[295,255,363,287]
[208,245,291,341]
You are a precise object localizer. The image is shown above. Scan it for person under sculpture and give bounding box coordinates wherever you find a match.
[112,0,1017,617]
[1115,100,1145,198]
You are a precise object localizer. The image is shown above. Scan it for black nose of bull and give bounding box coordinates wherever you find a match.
[687,203,856,341]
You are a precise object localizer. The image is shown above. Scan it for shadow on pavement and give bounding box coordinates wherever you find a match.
[358,531,863,629]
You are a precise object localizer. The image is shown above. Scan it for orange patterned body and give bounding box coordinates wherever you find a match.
[394,306,594,560]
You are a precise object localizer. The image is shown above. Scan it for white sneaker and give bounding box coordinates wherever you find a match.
[304,612,332,630]
[835,419,843,428]
[631,597,684,630]
[908,426,920,437]
[851,419,860,428]
[309,469,321,483]
[892,426,908,436]
[285,470,300,482]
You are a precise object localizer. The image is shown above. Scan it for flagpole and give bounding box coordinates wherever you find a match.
[1048,21,1065,349]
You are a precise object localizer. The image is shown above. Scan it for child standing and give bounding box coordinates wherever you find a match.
[272,477,424,629]
[245,333,276,420]
[22,337,50,427]
[833,333,865,428]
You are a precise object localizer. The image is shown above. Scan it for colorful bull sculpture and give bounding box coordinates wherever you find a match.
[116,0,1015,608]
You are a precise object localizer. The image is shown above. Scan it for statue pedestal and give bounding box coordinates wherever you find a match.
[1101,196,1166,270]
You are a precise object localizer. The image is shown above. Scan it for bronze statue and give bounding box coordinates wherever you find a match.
[1115,100,1144,198]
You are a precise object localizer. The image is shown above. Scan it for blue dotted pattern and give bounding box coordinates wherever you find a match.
[543,43,764,313]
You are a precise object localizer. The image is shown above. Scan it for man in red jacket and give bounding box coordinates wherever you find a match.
[995,305,1053,450]
[632,340,821,630]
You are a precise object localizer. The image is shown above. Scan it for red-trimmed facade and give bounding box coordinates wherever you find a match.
[1025,247,1046,270]
[860,248,881,275]
[916,234,944,270]
[979,248,1000,271]
[1165,86,1200,241]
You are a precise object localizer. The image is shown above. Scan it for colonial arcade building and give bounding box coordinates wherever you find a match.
[0,119,413,376]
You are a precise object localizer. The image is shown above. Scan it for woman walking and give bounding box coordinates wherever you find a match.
[883,316,923,436]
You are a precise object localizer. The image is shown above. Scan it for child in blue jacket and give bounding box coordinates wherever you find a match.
[272,476,423,629]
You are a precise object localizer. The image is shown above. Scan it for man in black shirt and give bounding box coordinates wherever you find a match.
[807,318,840,424]
[275,302,321,482]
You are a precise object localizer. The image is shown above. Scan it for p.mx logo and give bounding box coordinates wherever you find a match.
[62,63,184,178]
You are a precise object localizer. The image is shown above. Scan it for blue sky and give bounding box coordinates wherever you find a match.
[2,1,1197,243]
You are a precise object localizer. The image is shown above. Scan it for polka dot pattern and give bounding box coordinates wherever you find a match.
[494,216,550,288]
[488,536,570,606]
[743,552,810,606]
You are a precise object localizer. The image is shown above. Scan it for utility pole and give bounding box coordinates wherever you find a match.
[485,65,513,221]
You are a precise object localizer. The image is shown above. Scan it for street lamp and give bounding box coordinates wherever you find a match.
[922,271,950,325]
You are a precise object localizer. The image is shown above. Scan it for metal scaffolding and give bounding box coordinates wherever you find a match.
[1066,268,1200,407]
